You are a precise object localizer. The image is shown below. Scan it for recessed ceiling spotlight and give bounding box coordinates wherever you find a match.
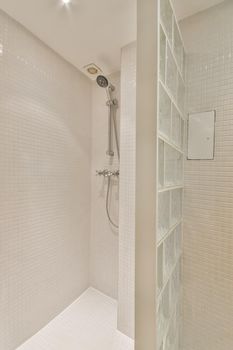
[87,67,98,75]
[83,63,103,79]
[62,0,71,4]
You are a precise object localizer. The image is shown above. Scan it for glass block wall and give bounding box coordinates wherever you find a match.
[157,0,186,349]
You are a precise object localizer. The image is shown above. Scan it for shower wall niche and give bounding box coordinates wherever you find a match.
[157,0,186,349]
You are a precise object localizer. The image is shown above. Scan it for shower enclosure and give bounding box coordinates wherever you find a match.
[0,5,136,349]
[1,0,233,349]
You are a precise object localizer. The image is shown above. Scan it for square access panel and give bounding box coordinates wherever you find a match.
[187,110,216,160]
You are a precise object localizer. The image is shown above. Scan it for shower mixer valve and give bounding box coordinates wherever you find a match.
[106,98,118,107]
[96,169,120,177]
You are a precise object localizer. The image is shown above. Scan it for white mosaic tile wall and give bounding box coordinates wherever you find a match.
[180,2,233,349]
[0,10,92,350]
[118,42,136,339]
[157,0,185,349]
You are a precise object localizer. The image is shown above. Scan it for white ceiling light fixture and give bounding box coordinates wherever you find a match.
[62,0,71,5]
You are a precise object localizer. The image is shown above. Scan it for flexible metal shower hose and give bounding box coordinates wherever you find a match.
[105,107,120,229]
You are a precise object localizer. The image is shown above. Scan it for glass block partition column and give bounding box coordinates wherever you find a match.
[157,0,186,349]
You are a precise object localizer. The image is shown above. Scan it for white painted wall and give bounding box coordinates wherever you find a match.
[90,72,120,299]
[0,10,92,350]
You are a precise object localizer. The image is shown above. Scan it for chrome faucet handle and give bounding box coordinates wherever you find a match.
[96,170,104,176]
[96,169,120,177]
[96,169,107,176]
[106,150,114,157]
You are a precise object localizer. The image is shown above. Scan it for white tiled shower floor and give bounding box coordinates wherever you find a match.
[17,288,134,350]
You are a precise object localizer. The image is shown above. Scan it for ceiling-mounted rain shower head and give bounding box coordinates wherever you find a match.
[96,75,109,88]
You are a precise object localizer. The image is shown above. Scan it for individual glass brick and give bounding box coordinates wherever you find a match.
[176,151,183,185]
[180,118,185,151]
[171,189,182,226]
[157,305,165,347]
[164,230,175,280]
[160,26,166,83]
[159,83,171,138]
[157,282,170,346]
[158,191,170,240]
[172,105,181,148]
[164,312,176,350]
[164,145,183,186]
[176,296,182,324]
[159,139,164,189]
[162,282,170,320]
[177,74,185,112]
[175,223,182,258]
[157,299,165,347]
[166,45,177,100]
[157,243,164,294]
[173,19,183,73]
[171,260,182,304]
[182,49,186,78]
[160,0,173,44]
[164,144,176,186]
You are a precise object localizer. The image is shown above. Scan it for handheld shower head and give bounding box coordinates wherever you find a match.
[96,75,115,95]
[96,75,109,88]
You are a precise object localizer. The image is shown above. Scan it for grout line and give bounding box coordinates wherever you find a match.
[158,133,184,154]
[159,185,184,193]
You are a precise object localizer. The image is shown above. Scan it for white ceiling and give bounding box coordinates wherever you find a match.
[0,0,225,75]
[172,0,225,20]
[0,0,136,76]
